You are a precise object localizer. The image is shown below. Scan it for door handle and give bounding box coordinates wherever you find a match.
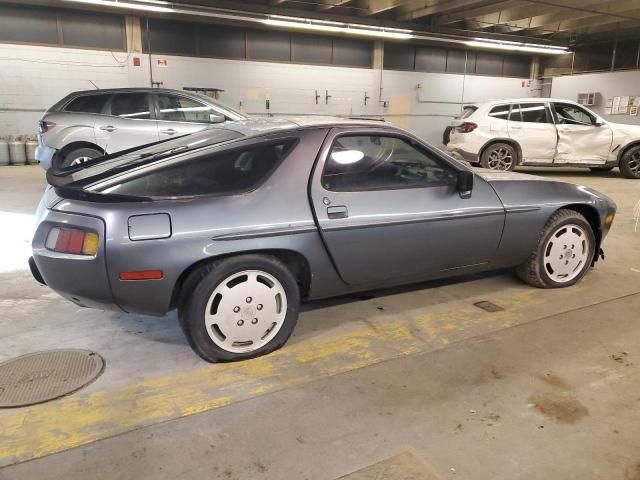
[99,125,117,132]
[510,125,522,129]
[160,129,177,135]
[327,206,348,219]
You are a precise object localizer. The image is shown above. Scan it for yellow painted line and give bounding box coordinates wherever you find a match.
[0,281,625,467]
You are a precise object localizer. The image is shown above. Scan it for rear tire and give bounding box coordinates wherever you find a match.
[178,254,300,363]
[480,143,517,171]
[516,209,596,289]
[58,147,102,169]
[619,145,640,179]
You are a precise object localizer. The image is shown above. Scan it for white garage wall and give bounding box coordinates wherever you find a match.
[551,70,640,126]
[0,43,534,146]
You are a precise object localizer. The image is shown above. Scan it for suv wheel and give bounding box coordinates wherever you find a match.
[59,147,102,168]
[620,145,640,179]
[178,254,300,362]
[480,143,517,171]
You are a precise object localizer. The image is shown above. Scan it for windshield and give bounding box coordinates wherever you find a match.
[49,128,245,188]
[190,93,248,121]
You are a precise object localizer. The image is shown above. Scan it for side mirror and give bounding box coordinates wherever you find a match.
[457,169,474,198]
[594,120,605,127]
[209,113,225,124]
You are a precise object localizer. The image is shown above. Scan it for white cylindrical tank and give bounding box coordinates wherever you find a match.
[25,138,38,165]
[9,138,27,165]
[0,139,9,166]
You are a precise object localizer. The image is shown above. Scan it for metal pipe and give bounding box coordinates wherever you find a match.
[145,17,154,87]
[611,38,617,72]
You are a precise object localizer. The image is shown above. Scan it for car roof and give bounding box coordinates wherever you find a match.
[476,98,582,106]
[67,87,204,96]
[215,116,392,137]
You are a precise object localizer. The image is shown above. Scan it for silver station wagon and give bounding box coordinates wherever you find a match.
[32,118,617,362]
[36,87,247,169]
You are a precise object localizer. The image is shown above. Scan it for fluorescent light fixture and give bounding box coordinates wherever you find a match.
[262,16,413,40]
[62,0,174,13]
[465,38,569,55]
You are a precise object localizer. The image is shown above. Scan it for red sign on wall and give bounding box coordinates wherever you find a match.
[157,59,168,67]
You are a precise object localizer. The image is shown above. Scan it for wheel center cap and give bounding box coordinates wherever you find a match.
[241,306,256,319]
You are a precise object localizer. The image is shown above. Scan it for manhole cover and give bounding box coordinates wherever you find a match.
[473,300,505,312]
[0,349,104,408]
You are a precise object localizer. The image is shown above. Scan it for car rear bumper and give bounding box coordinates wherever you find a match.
[446,145,478,163]
[35,144,57,170]
[31,208,124,313]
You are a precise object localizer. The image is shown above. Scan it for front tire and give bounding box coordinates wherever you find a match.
[620,146,640,179]
[178,255,300,362]
[516,209,596,289]
[480,143,517,171]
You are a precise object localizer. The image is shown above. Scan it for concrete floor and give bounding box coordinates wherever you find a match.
[0,165,639,480]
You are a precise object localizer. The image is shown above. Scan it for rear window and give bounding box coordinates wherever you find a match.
[64,94,111,114]
[488,104,510,120]
[93,140,296,198]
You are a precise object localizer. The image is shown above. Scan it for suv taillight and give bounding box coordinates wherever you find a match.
[45,227,99,256]
[455,122,477,133]
[38,120,56,133]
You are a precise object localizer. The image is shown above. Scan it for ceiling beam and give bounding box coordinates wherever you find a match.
[450,0,599,30]
[429,0,519,25]
[511,0,640,33]
[539,8,640,34]
[396,0,501,21]
[316,0,354,10]
[356,0,405,16]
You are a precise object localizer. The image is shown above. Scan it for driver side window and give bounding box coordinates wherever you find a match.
[322,135,456,191]
[554,103,596,126]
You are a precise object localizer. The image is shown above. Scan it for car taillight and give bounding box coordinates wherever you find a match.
[38,120,56,133]
[455,122,477,133]
[45,227,99,256]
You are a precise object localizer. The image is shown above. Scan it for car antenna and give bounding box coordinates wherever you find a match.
[88,80,100,90]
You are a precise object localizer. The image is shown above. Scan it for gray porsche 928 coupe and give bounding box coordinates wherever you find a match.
[31,117,617,362]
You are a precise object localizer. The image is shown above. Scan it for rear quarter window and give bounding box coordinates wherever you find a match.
[64,94,111,114]
[96,139,296,198]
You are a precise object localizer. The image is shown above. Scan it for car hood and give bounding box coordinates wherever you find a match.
[606,121,640,136]
[473,168,616,211]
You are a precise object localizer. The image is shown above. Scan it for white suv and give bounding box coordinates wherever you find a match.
[445,98,640,179]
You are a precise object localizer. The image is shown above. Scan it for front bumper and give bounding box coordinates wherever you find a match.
[35,144,57,170]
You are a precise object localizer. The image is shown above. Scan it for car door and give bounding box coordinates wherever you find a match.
[507,102,557,163]
[310,128,505,286]
[551,102,613,165]
[95,92,159,154]
[153,92,226,140]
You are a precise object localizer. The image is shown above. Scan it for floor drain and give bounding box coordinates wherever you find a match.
[0,349,105,408]
[473,301,505,313]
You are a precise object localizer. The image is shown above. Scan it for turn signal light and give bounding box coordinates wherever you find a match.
[45,227,99,256]
[456,122,477,133]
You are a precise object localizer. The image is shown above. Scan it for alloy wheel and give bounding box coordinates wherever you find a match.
[629,151,640,176]
[487,147,514,170]
[543,223,590,283]
[204,270,287,354]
